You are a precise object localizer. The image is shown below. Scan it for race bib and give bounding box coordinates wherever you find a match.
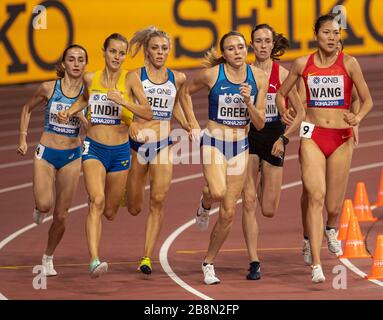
[144,84,176,121]
[89,93,122,125]
[308,75,344,107]
[49,102,81,135]
[35,144,45,159]
[300,121,315,138]
[82,141,90,155]
[265,93,278,123]
[217,93,252,126]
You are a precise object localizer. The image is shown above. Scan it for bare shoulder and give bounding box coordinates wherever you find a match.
[83,72,95,87]
[126,69,141,84]
[191,65,218,84]
[294,55,310,71]
[40,80,55,97]
[343,53,359,68]
[173,70,186,83]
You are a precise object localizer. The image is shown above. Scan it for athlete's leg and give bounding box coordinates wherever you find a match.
[201,145,227,206]
[126,150,149,215]
[33,158,55,214]
[143,147,173,259]
[83,160,106,263]
[204,151,248,263]
[242,154,261,263]
[325,139,354,227]
[259,161,283,218]
[103,170,129,221]
[300,139,326,266]
[301,186,309,237]
[45,158,81,256]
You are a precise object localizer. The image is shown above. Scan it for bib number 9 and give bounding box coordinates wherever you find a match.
[299,121,314,138]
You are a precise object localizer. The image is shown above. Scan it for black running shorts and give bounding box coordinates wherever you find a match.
[248,121,286,167]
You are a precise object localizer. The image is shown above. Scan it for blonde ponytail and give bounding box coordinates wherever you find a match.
[129,26,171,58]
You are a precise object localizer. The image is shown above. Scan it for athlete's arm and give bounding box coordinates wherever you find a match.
[280,67,305,139]
[246,67,266,130]
[172,71,190,131]
[77,110,89,135]
[17,81,52,155]
[107,71,153,120]
[343,55,373,126]
[178,68,212,140]
[276,57,306,117]
[350,85,360,146]
[58,72,92,123]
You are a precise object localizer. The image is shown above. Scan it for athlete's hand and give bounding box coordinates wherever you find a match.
[271,138,285,158]
[107,90,124,105]
[129,122,143,141]
[58,110,69,124]
[280,109,295,126]
[189,122,201,143]
[17,140,28,156]
[240,83,253,105]
[343,112,361,126]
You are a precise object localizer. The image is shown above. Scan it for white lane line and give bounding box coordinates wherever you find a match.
[339,258,383,288]
[159,162,383,300]
[0,171,208,299]
[0,183,32,194]
[0,142,38,152]
[0,128,41,138]
[0,118,41,126]
[0,159,33,169]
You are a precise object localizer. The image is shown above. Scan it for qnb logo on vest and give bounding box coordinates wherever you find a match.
[308,75,345,107]
[217,93,252,126]
[146,90,176,121]
[89,94,121,125]
[265,93,278,123]
[49,102,80,135]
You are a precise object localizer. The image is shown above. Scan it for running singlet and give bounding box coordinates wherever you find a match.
[87,70,134,125]
[208,64,258,127]
[302,52,352,109]
[44,79,84,138]
[141,67,177,121]
[265,61,284,124]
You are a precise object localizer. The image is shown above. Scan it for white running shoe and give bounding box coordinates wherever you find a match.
[195,196,210,231]
[311,264,325,283]
[302,239,312,266]
[89,261,108,279]
[324,228,343,256]
[42,254,57,277]
[33,208,45,225]
[202,263,220,285]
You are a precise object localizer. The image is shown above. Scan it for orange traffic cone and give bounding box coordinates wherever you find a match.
[353,182,377,222]
[340,214,371,259]
[338,199,354,241]
[374,169,383,207]
[367,235,383,280]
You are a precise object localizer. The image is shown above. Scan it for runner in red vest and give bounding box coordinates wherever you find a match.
[242,24,304,280]
[276,14,373,283]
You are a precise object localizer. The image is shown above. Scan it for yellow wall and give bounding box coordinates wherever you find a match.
[1,0,383,85]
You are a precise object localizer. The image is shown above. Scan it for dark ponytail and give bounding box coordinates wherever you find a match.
[55,44,88,78]
[251,24,289,61]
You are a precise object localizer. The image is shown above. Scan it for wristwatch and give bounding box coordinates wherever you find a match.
[279,134,289,145]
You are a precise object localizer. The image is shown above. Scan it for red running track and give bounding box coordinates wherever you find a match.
[0,56,383,300]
